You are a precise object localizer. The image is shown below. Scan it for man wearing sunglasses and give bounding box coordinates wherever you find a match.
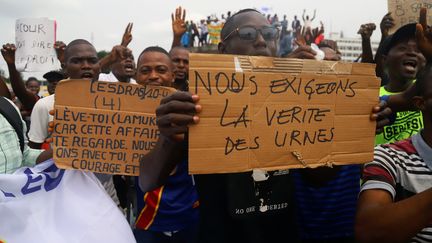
[138,8,372,243]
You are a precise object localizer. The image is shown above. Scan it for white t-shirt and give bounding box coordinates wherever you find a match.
[28,94,55,143]
[98,72,137,84]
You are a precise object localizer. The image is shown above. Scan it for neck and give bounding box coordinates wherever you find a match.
[114,73,130,83]
[385,75,413,93]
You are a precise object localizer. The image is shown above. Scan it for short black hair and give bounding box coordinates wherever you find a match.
[25,77,40,86]
[415,62,432,96]
[169,46,189,55]
[138,46,170,62]
[64,39,95,62]
[220,8,262,41]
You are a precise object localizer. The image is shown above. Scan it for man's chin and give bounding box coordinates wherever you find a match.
[175,73,186,80]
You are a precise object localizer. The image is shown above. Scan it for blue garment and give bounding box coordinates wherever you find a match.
[278,34,293,57]
[135,159,199,232]
[291,165,361,240]
[181,32,190,47]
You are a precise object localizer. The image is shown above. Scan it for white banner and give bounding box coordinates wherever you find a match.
[15,18,60,72]
[0,160,136,243]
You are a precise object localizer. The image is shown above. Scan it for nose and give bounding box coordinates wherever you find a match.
[254,30,267,48]
[149,70,159,80]
[81,60,92,69]
[178,60,185,68]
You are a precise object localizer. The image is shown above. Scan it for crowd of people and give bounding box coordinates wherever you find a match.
[178,8,323,56]
[1,4,432,243]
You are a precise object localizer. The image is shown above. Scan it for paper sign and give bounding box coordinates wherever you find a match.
[388,0,432,34]
[52,79,175,176]
[15,18,60,72]
[188,54,380,174]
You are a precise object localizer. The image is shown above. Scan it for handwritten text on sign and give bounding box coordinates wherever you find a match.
[388,0,432,34]
[188,54,380,174]
[53,80,175,176]
[15,18,60,72]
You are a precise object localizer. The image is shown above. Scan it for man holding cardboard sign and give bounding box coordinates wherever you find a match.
[138,8,386,243]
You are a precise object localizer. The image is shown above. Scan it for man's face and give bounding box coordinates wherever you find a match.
[385,39,426,81]
[63,44,100,81]
[170,48,189,81]
[47,79,60,95]
[219,11,277,57]
[135,51,174,87]
[111,51,136,82]
[26,80,40,95]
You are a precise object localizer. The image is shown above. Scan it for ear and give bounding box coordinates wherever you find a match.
[412,96,426,111]
[218,42,227,54]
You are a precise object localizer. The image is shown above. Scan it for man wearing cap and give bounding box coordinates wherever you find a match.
[375,23,426,145]
[43,70,65,96]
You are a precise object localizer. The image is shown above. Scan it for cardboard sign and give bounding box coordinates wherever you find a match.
[188,54,380,174]
[52,79,175,176]
[388,0,432,34]
[15,18,60,72]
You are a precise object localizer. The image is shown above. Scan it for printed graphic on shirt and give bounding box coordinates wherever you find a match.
[377,111,423,144]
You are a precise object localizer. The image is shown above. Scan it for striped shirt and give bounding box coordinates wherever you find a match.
[0,98,42,174]
[362,132,432,242]
[292,165,361,239]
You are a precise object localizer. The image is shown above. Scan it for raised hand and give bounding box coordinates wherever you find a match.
[121,22,133,47]
[54,41,66,63]
[98,45,132,72]
[171,6,186,38]
[1,43,16,65]
[416,7,432,61]
[380,12,395,38]
[358,23,376,39]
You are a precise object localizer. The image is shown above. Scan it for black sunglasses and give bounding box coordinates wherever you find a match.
[222,26,279,42]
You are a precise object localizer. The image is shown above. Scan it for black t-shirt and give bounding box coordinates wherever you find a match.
[194,171,299,243]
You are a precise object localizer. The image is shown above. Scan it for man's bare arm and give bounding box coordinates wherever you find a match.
[1,43,38,109]
[356,189,432,243]
[171,6,187,48]
[139,92,200,192]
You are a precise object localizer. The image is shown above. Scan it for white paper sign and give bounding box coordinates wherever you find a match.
[15,18,60,72]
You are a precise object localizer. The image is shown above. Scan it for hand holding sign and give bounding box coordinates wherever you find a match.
[1,43,16,65]
[371,101,392,134]
[156,91,201,142]
[171,6,187,38]
[416,7,432,61]
[121,23,133,47]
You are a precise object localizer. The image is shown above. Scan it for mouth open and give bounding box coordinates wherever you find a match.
[124,63,135,72]
[402,59,418,72]
[81,72,94,79]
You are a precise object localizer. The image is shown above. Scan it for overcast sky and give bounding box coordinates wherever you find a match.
[0,0,389,78]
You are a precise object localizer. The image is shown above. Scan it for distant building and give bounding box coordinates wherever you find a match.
[328,32,380,62]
